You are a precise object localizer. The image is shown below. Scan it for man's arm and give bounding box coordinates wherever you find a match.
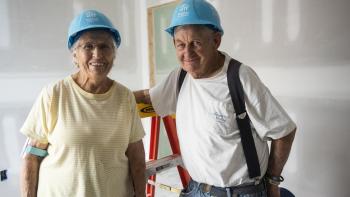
[133,89,151,104]
[20,138,48,197]
[126,140,146,197]
[266,128,296,197]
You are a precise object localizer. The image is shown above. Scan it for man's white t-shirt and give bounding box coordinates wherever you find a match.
[150,52,296,187]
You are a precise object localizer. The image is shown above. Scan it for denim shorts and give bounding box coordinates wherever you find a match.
[179,180,267,197]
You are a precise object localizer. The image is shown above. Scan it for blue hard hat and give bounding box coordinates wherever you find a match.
[165,0,224,36]
[67,10,121,49]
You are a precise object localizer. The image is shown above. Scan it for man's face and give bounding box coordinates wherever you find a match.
[173,25,221,79]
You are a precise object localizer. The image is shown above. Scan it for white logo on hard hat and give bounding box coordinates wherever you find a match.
[85,11,97,18]
[85,11,99,23]
[177,3,189,17]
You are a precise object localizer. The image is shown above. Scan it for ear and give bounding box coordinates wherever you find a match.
[72,49,76,57]
[113,48,117,60]
[213,32,222,49]
[72,50,79,67]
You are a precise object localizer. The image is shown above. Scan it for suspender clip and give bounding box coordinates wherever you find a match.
[237,112,247,119]
[254,177,261,185]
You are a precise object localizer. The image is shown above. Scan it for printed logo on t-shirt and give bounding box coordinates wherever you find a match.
[213,112,226,123]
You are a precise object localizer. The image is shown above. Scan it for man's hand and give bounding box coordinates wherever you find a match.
[266,184,280,197]
[133,89,151,104]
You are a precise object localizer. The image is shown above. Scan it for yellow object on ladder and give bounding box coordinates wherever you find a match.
[137,103,176,118]
[137,103,157,118]
[147,179,182,194]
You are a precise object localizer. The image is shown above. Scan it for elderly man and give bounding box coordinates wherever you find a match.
[134,0,296,197]
[20,10,146,197]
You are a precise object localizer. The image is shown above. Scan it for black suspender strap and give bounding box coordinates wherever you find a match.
[177,68,187,94]
[177,59,261,179]
[227,59,261,178]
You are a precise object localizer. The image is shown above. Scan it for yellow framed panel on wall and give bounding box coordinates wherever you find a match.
[147,1,180,87]
[147,1,180,158]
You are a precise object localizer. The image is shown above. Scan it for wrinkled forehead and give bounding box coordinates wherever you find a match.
[78,29,115,44]
[174,24,215,38]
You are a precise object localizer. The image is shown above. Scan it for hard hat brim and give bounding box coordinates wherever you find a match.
[165,21,224,37]
[68,25,121,49]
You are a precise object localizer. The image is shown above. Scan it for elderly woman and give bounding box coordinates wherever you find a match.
[20,10,146,197]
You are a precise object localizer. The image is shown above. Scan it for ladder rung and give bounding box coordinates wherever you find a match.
[146,154,184,178]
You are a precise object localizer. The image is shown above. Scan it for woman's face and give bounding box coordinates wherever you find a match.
[73,30,116,81]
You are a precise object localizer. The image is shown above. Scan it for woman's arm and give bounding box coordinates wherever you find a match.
[20,138,48,197]
[126,140,146,197]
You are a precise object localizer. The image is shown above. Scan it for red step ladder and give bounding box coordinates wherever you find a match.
[138,103,190,197]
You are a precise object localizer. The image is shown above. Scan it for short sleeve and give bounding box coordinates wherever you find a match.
[20,86,55,144]
[149,68,180,117]
[240,65,296,140]
[129,91,146,143]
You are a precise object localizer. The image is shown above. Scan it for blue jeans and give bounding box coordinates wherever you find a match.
[179,180,267,197]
